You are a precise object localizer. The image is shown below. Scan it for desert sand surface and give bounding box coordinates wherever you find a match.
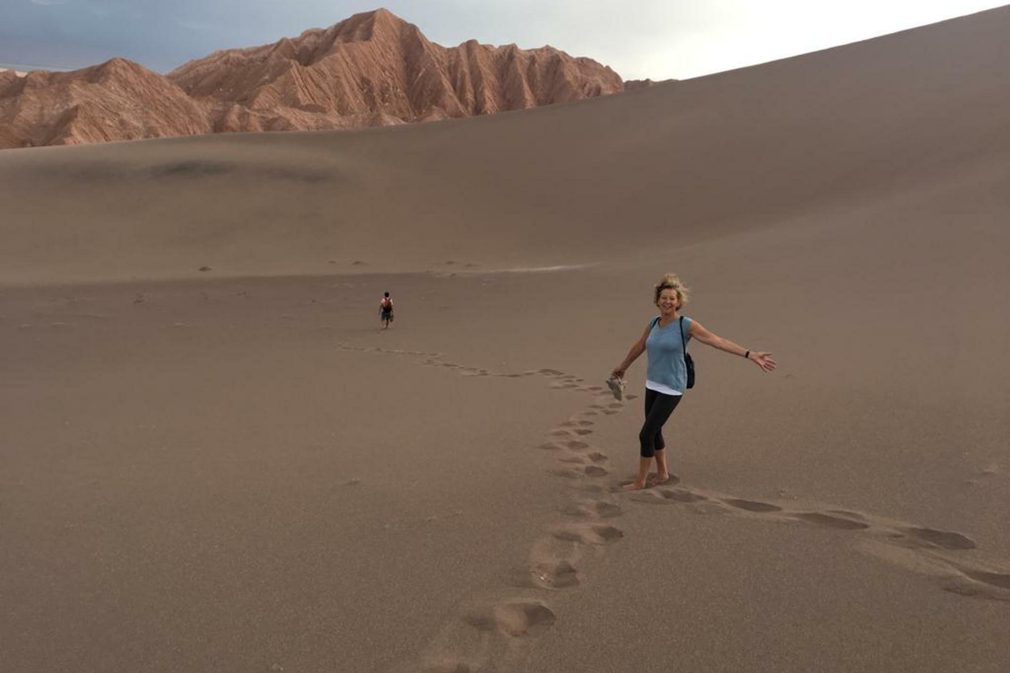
[2,7,1009,673]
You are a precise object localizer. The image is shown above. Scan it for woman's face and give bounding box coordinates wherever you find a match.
[657,288,680,314]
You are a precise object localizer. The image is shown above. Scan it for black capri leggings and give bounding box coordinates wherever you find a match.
[639,388,683,458]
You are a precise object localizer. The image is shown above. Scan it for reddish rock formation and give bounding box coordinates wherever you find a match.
[0,59,211,148]
[0,8,625,149]
[623,78,677,91]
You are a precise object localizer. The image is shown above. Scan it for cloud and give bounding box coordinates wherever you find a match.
[30,0,72,6]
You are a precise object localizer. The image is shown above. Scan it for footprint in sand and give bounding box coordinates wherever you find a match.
[525,560,580,589]
[562,500,622,519]
[551,523,624,545]
[572,429,593,436]
[723,498,783,513]
[962,570,1010,591]
[559,455,587,464]
[942,576,1010,602]
[898,526,976,550]
[945,569,1010,598]
[493,601,557,637]
[792,512,870,530]
[561,440,590,451]
[586,451,608,463]
[583,465,608,477]
[577,420,594,426]
[465,601,557,637]
[658,487,705,503]
[629,484,703,506]
[574,482,611,496]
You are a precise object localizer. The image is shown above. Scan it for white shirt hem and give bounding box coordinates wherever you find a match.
[645,380,683,396]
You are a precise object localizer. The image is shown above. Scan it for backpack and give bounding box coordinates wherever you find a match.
[679,317,695,389]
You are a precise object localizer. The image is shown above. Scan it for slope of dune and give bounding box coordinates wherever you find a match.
[0,6,1007,284]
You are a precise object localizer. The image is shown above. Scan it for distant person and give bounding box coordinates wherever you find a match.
[610,273,776,490]
[379,291,394,329]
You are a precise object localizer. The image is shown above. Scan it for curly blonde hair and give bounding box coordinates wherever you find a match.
[653,273,690,308]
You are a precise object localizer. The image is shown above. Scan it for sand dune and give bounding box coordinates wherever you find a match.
[1,7,1008,673]
[2,7,1009,286]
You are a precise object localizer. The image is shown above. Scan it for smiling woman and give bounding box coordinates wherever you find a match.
[610,273,777,490]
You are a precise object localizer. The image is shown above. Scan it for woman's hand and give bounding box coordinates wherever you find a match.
[748,352,777,373]
[611,366,626,379]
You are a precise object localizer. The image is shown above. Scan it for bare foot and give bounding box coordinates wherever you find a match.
[622,480,647,491]
[655,473,672,485]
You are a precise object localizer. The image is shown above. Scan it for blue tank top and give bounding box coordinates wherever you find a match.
[645,315,693,394]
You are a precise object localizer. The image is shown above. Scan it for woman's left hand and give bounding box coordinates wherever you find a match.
[749,352,777,372]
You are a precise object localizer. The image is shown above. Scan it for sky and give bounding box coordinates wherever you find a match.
[1,0,1006,80]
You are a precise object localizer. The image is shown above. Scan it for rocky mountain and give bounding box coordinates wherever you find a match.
[0,59,211,148]
[0,8,625,149]
[623,78,677,91]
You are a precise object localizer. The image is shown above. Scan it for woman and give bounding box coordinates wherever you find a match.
[611,274,776,490]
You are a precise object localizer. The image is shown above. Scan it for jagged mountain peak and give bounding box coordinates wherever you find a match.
[0,9,625,149]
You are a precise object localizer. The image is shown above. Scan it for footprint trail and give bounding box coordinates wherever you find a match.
[339,344,1009,673]
[339,344,632,672]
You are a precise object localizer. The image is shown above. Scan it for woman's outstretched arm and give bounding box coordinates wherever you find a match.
[689,321,777,373]
[612,324,652,378]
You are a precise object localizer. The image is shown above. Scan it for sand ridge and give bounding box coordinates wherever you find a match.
[4,8,1010,286]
